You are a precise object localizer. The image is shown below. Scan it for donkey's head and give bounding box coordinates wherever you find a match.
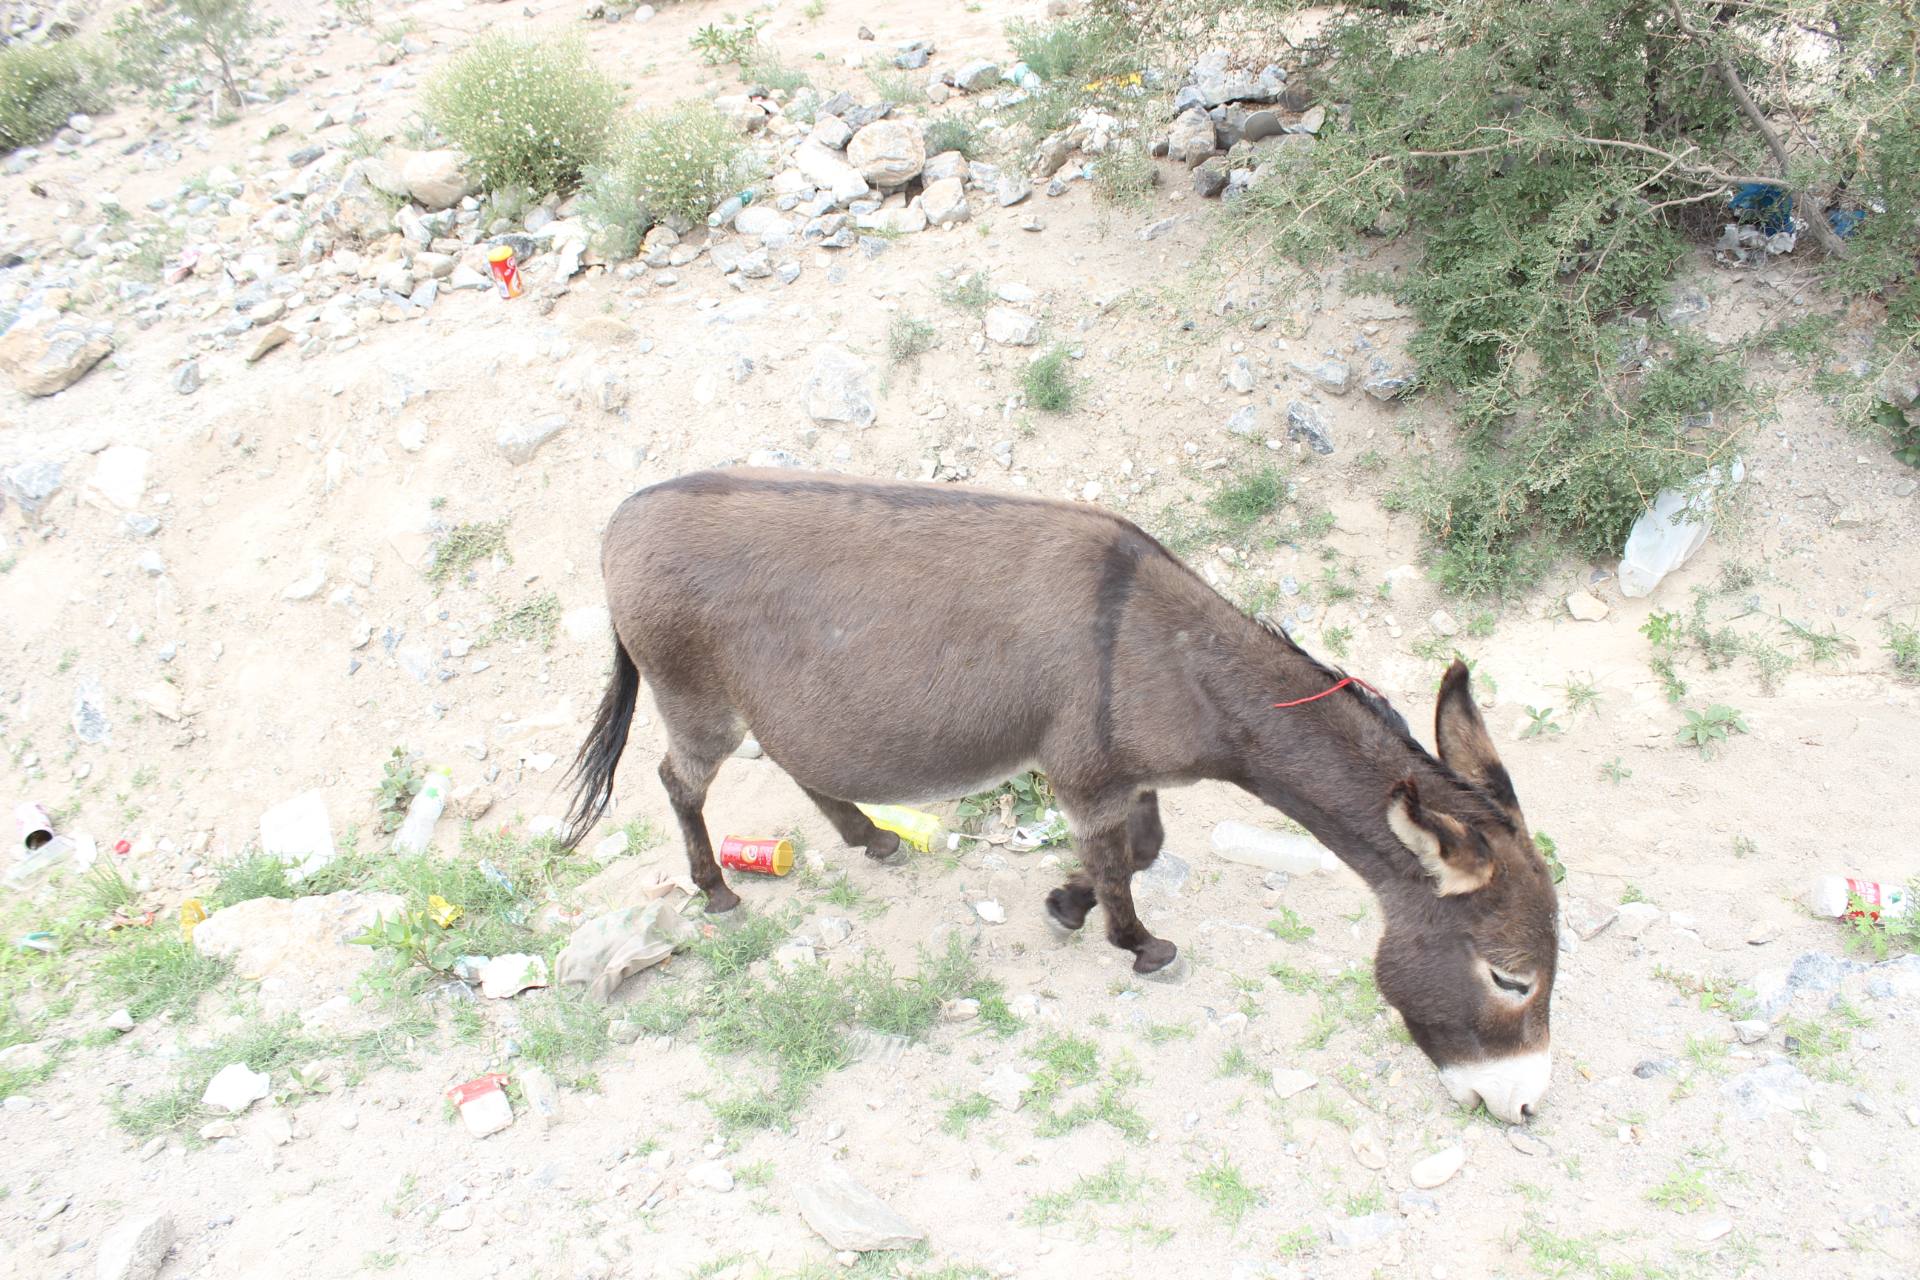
[1373,661,1558,1123]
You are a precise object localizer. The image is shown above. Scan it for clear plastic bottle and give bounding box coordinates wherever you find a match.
[1809,875,1910,920]
[1210,820,1339,873]
[391,766,453,856]
[707,189,758,230]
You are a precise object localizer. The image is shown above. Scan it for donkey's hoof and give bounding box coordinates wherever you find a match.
[1132,938,1181,976]
[863,830,901,861]
[703,884,742,914]
[1044,888,1092,932]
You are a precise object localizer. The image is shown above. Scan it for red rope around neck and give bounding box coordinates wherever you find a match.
[1272,675,1384,709]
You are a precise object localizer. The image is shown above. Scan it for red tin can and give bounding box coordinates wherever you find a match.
[718,835,794,876]
[487,245,524,299]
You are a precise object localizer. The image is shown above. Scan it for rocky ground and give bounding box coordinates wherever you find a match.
[3,3,1919,1279]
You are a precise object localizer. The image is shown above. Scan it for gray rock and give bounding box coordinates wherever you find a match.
[496,414,571,464]
[811,115,853,150]
[1,458,63,518]
[137,550,166,577]
[243,325,292,363]
[1225,355,1256,393]
[123,514,160,538]
[1362,356,1414,401]
[1226,404,1259,436]
[1731,1019,1770,1044]
[794,1161,925,1252]
[72,677,109,744]
[1167,107,1217,165]
[996,176,1033,207]
[1285,400,1334,454]
[1290,357,1351,394]
[287,144,325,168]
[1135,850,1190,896]
[95,1210,174,1280]
[847,119,926,187]
[924,150,969,184]
[920,177,970,226]
[1723,1062,1810,1117]
[1562,898,1617,941]
[1189,49,1286,107]
[1329,1212,1400,1249]
[984,307,1040,346]
[803,346,876,427]
[954,59,1002,92]
[1193,159,1229,198]
[1138,215,1182,241]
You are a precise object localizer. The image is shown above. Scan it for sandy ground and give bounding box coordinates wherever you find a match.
[3,2,1919,1279]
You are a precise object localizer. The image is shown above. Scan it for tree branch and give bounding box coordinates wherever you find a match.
[1665,0,1848,256]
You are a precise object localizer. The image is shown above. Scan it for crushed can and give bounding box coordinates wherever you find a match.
[854,804,945,854]
[15,801,54,852]
[446,1073,515,1138]
[179,898,207,941]
[487,245,524,299]
[718,835,793,876]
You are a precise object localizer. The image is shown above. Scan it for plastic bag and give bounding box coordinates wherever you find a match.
[1617,458,1745,598]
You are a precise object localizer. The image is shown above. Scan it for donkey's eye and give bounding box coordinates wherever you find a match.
[1488,967,1533,996]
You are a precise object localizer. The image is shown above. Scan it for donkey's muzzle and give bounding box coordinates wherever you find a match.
[1438,1048,1551,1123]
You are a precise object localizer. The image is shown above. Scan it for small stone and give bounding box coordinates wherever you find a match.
[794,1161,925,1252]
[982,1063,1032,1111]
[1850,1092,1879,1117]
[1350,1125,1387,1169]
[170,360,201,395]
[1225,355,1256,394]
[1565,590,1610,621]
[1271,1068,1318,1099]
[439,1204,473,1232]
[95,1211,175,1280]
[1563,898,1618,941]
[243,324,292,363]
[203,1063,271,1114]
[1428,609,1459,638]
[687,1160,734,1193]
[1695,1217,1733,1243]
[1731,1019,1770,1044]
[1506,1127,1550,1157]
[1408,1145,1465,1189]
[1615,902,1662,939]
[1225,404,1259,437]
[973,900,1007,924]
[106,1008,135,1033]
[1285,399,1334,454]
[496,414,570,464]
[803,345,876,427]
[1290,357,1351,394]
[984,307,1040,346]
[1329,1212,1401,1249]
[954,59,1002,92]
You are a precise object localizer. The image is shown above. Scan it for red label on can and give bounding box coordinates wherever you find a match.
[1845,878,1887,919]
[488,250,523,299]
[719,836,791,876]
[446,1074,507,1105]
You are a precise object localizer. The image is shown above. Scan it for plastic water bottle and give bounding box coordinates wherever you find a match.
[391,766,453,856]
[1209,820,1339,873]
[707,189,757,229]
[1809,875,1910,921]
[1618,458,1745,597]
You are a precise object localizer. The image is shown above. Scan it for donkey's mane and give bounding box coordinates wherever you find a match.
[1253,612,1516,833]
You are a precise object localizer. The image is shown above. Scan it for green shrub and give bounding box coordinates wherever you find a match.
[1024,345,1078,412]
[1092,141,1155,206]
[1220,0,1914,595]
[581,101,751,251]
[111,0,272,111]
[1007,13,1131,84]
[887,314,936,365]
[923,116,983,159]
[0,42,112,148]
[424,33,624,195]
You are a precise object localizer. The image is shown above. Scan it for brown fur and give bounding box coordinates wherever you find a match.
[565,468,1558,1074]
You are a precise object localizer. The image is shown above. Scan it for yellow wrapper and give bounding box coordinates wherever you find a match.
[854,804,943,854]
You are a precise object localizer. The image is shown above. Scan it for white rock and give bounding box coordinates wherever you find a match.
[1565,590,1610,621]
[804,345,876,427]
[1350,1125,1388,1169]
[282,559,327,601]
[402,150,475,211]
[1271,1068,1318,1098]
[984,307,1040,346]
[1408,1145,1465,1189]
[920,177,971,226]
[981,1064,1032,1111]
[94,1211,174,1280]
[972,900,1007,924]
[86,445,150,511]
[847,119,927,187]
[687,1160,735,1192]
[794,1161,926,1252]
[203,1063,271,1114]
[1615,901,1662,939]
[497,414,570,465]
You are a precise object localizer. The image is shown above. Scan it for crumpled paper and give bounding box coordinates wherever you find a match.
[556,900,697,1002]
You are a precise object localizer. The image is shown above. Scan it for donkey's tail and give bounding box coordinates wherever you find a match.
[562,632,641,850]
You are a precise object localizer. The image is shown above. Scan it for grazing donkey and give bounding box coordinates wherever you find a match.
[565,468,1559,1121]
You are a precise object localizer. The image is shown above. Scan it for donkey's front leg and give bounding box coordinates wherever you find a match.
[1087,821,1178,973]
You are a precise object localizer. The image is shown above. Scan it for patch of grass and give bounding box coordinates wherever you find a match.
[1560,674,1600,718]
[742,49,812,96]
[0,41,113,149]
[1521,705,1563,739]
[111,1014,336,1138]
[583,100,754,249]
[923,116,983,158]
[864,60,925,105]
[1189,1158,1259,1225]
[1886,621,1920,681]
[1020,1160,1148,1227]
[1006,12,1131,84]
[1093,142,1157,207]
[1207,466,1287,539]
[1675,705,1748,759]
[517,988,612,1088]
[83,861,139,917]
[424,33,623,194]
[1216,1044,1257,1078]
[1780,1006,1865,1083]
[1646,1160,1716,1212]
[1266,907,1314,943]
[94,933,229,1022]
[1322,624,1353,658]
[942,270,994,311]
[942,1092,993,1136]
[374,746,424,835]
[1023,345,1078,412]
[425,520,509,585]
[488,591,561,648]
[887,314,937,366]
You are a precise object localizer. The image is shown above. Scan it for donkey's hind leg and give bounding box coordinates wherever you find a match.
[797,785,901,861]
[1126,790,1165,872]
[653,693,746,913]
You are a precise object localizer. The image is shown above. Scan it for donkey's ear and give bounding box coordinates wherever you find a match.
[1387,778,1496,896]
[1434,660,1519,812]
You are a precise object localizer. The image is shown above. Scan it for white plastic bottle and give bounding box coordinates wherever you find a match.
[1809,875,1910,920]
[391,766,453,856]
[1210,820,1339,874]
